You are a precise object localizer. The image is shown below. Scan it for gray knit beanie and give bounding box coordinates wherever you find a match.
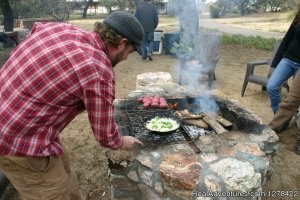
[104,11,144,55]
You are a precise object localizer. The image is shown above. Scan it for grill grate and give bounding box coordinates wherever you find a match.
[115,100,212,147]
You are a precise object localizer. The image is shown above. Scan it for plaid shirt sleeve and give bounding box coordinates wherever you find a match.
[82,66,123,150]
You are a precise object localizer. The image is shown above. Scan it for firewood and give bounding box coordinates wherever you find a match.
[184,119,209,129]
[181,115,205,120]
[203,114,227,134]
[216,115,233,127]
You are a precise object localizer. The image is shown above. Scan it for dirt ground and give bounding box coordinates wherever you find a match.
[1,13,300,200]
[3,44,299,200]
[61,46,300,200]
[74,45,300,200]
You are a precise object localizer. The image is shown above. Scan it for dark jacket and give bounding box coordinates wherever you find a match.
[271,16,300,68]
[0,32,7,44]
[134,2,158,33]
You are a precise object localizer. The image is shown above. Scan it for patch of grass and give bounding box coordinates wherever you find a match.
[269,29,286,33]
[221,34,279,51]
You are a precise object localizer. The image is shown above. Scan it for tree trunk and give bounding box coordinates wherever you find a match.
[105,5,112,14]
[82,0,93,18]
[0,0,14,32]
[131,0,139,9]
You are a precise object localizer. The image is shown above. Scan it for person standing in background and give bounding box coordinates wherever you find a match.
[267,5,300,114]
[135,0,159,61]
[269,71,300,155]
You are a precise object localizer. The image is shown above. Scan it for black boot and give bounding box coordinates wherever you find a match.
[147,54,153,61]
[294,140,300,155]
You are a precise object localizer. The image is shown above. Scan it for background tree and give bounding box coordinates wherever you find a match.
[0,0,14,31]
[52,0,70,22]
[232,0,251,15]
[287,0,300,9]
[215,0,234,17]
[83,0,93,18]
[117,0,127,11]
[130,0,140,8]
[10,0,52,18]
[268,0,285,11]
[251,0,268,13]
[10,0,77,21]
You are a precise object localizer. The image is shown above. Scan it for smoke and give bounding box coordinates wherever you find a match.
[170,0,221,115]
[194,92,219,115]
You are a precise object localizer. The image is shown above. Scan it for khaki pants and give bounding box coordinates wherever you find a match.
[0,148,83,200]
[269,70,300,132]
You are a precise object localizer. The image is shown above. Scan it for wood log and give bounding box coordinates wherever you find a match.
[203,114,227,134]
[182,115,204,120]
[216,115,233,127]
[184,119,209,129]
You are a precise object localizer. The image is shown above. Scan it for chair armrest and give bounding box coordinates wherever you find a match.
[247,59,270,66]
[246,59,271,75]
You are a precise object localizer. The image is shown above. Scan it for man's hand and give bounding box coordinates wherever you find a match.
[120,136,143,150]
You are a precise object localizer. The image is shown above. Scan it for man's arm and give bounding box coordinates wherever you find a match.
[83,75,143,150]
[83,76,122,149]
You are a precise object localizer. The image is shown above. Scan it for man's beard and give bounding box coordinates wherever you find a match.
[111,51,124,67]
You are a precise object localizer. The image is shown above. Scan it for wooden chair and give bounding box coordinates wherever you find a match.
[241,41,289,97]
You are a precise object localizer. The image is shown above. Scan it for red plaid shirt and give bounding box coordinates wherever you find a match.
[0,22,122,156]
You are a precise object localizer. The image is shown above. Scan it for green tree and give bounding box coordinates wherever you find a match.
[215,0,234,17]
[251,0,268,13]
[52,0,70,22]
[268,0,285,11]
[232,0,251,15]
[10,0,74,21]
[287,0,300,9]
[10,0,51,18]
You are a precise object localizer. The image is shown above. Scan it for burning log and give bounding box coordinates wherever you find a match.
[184,119,208,129]
[175,109,204,119]
[203,114,227,134]
[216,115,233,128]
[181,114,205,120]
[175,107,231,134]
[170,102,179,110]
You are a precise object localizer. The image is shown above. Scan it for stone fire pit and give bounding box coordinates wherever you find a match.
[107,72,278,200]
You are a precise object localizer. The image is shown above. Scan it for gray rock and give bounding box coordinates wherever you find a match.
[210,158,261,192]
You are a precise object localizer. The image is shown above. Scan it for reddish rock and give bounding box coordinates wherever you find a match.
[235,143,265,157]
[223,131,249,141]
[216,146,236,157]
[159,152,202,190]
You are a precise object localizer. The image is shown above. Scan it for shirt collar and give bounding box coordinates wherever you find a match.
[91,32,108,54]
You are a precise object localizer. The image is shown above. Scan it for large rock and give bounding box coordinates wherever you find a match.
[136,72,173,89]
[209,158,261,192]
[159,152,202,190]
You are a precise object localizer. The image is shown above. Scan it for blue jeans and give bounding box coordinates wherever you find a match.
[267,58,300,113]
[142,32,154,60]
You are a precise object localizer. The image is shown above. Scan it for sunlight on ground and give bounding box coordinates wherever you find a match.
[69,18,102,30]
[69,11,293,33]
[203,11,293,33]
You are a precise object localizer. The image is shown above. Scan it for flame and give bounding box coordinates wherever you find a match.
[170,102,179,110]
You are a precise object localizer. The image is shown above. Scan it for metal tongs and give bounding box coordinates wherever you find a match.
[175,114,201,154]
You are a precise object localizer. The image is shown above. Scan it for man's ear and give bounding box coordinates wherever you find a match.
[118,38,128,48]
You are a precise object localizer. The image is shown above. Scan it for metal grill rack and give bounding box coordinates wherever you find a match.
[115,100,211,147]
